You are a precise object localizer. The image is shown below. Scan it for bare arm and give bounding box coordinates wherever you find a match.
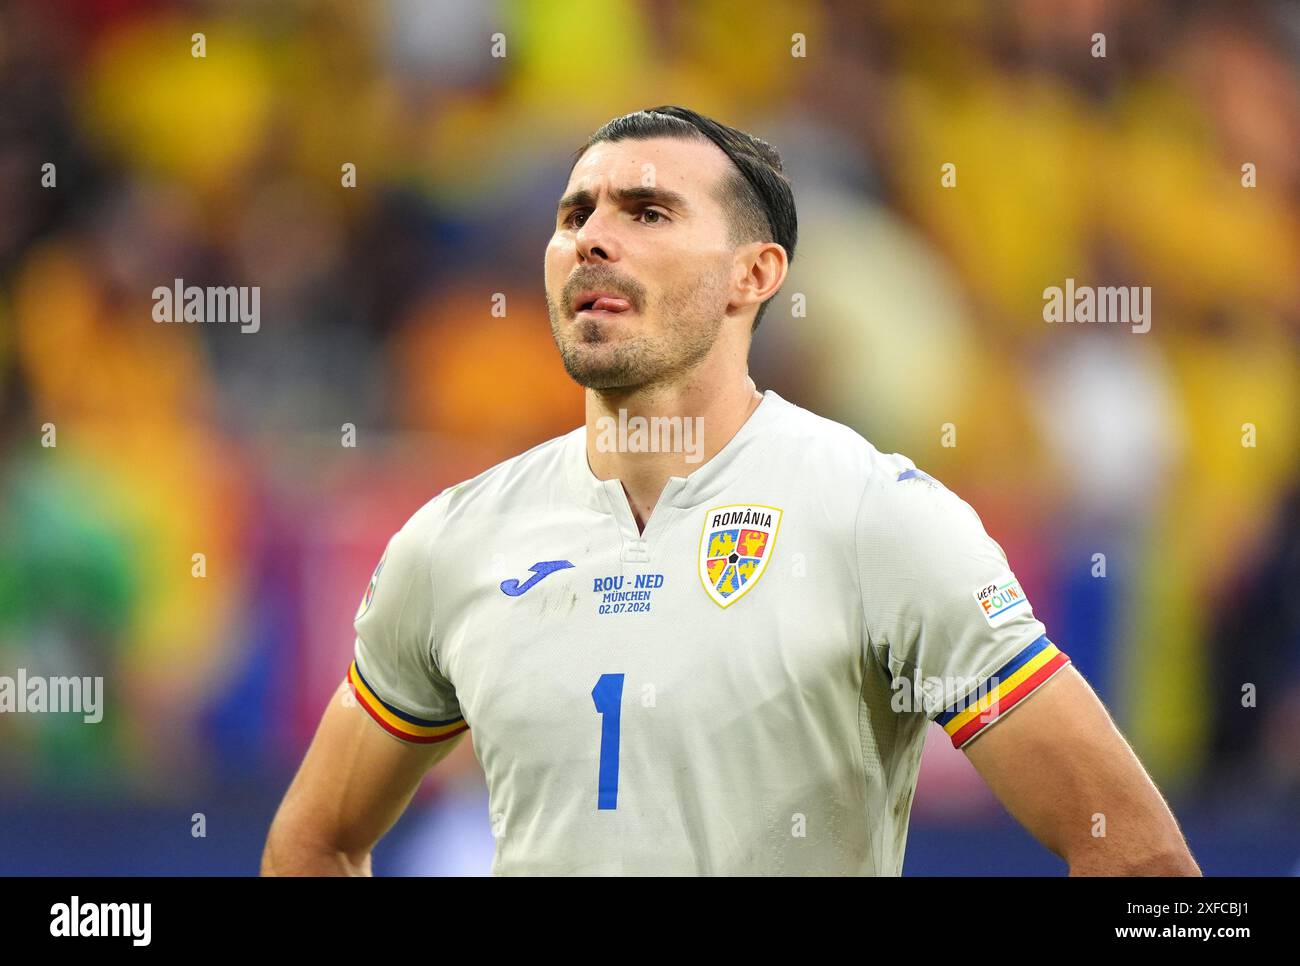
[963,664,1200,875]
[261,678,466,876]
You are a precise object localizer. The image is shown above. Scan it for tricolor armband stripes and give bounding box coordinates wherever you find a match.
[347,659,469,744]
[935,635,1070,749]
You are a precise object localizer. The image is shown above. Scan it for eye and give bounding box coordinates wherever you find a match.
[563,205,669,229]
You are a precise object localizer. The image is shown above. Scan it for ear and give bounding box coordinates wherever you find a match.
[731,241,788,315]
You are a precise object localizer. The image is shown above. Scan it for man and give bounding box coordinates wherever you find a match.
[262,106,1199,876]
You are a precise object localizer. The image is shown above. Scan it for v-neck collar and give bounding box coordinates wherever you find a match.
[563,390,787,550]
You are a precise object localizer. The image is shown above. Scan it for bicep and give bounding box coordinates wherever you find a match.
[265,678,465,868]
[962,664,1193,872]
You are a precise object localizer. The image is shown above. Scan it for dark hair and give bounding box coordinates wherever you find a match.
[571,105,797,331]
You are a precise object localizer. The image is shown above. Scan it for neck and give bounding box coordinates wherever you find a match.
[585,368,764,532]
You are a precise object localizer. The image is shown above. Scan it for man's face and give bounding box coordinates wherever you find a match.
[544,136,738,391]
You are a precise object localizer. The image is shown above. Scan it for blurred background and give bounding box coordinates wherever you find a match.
[1,0,1297,875]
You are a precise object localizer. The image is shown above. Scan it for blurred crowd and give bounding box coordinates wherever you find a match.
[0,0,1297,868]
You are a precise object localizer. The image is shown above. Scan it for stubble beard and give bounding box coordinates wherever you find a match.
[547,262,731,392]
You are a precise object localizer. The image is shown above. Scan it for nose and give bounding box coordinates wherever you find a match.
[574,208,616,264]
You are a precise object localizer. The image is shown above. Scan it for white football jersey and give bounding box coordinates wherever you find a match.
[349,390,1070,875]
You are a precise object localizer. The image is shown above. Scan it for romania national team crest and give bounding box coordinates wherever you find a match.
[698,504,782,608]
[355,548,388,621]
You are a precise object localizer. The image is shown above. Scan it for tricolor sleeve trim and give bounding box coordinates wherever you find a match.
[934,635,1070,749]
[348,659,469,744]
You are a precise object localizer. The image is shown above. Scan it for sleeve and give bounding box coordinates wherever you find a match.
[857,466,1070,750]
[348,516,469,744]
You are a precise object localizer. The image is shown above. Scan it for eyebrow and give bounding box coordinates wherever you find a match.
[556,184,692,217]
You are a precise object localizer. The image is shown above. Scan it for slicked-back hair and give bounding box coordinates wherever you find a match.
[571,106,797,332]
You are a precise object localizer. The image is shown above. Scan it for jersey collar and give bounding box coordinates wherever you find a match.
[564,389,787,513]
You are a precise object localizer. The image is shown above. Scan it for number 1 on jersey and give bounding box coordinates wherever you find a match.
[591,673,625,810]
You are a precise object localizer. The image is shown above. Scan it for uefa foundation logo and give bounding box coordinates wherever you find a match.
[356,548,389,621]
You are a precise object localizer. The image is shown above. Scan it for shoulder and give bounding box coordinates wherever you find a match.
[765,392,927,497]
[388,427,582,550]
[766,393,983,548]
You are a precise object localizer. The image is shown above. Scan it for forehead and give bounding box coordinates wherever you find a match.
[564,136,731,202]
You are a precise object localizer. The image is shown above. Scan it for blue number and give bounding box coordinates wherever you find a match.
[591,673,625,809]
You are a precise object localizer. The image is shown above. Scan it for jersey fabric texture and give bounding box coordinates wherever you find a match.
[348,389,1070,875]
